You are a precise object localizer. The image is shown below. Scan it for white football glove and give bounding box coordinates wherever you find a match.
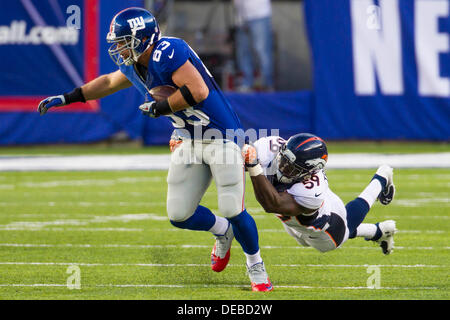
[139,101,159,118]
[37,95,67,116]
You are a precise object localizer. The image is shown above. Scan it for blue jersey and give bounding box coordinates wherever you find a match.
[120,36,243,142]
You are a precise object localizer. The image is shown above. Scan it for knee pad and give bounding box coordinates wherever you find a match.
[218,192,242,218]
[166,196,196,222]
[215,171,244,218]
[215,164,245,218]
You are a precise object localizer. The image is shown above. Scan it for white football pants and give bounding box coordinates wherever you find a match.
[166,139,246,222]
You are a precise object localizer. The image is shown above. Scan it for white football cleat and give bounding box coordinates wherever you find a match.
[211,222,234,272]
[375,165,395,205]
[375,220,397,255]
[247,262,273,292]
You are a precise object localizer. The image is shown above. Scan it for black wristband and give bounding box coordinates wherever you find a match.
[179,85,198,107]
[64,87,86,104]
[153,99,173,116]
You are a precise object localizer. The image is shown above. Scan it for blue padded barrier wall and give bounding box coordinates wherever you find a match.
[304,0,450,140]
[0,0,448,145]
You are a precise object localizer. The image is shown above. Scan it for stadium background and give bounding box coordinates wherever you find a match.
[1,0,448,145]
[0,0,449,302]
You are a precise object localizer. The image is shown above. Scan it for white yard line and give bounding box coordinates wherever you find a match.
[0,283,439,290]
[0,262,446,268]
[2,200,443,209]
[0,225,446,234]
[1,153,449,171]
[0,213,166,231]
[255,228,448,233]
[0,212,447,221]
[0,243,447,250]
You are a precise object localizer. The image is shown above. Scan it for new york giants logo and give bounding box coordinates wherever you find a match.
[127,16,145,33]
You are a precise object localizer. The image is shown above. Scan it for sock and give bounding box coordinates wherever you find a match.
[347,174,387,239]
[209,216,229,236]
[170,205,216,231]
[355,223,382,240]
[227,209,260,255]
[371,223,383,241]
[245,249,263,267]
[358,178,383,207]
[373,174,387,189]
[346,197,370,238]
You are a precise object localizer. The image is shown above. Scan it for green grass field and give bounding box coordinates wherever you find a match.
[0,140,448,155]
[0,144,448,300]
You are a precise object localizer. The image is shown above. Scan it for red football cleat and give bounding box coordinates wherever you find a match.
[251,279,274,292]
[210,224,234,272]
[211,244,231,272]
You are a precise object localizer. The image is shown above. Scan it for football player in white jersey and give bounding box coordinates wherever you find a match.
[241,133,397,254]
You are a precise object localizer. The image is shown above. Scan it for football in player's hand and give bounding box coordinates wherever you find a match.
[149,85,177,102]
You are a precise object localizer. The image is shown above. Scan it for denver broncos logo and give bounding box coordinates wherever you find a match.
[305,158,327,169]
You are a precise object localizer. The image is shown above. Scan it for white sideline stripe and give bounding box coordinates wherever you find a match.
[0,262,445,268]
[0,153,449,171]
[0,213,166,231]
[0,243,448,250]
[0,283,438,290]
[0,155,171,171]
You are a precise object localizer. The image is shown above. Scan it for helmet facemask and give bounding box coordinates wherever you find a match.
[276,146,312,183]
[107,34,142,66]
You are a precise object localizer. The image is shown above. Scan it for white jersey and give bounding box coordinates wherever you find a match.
[233,0,272,25]
[254,136,349,252]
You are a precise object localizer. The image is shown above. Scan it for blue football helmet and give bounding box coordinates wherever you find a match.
[276,133,328,183]
[107,7,161,66]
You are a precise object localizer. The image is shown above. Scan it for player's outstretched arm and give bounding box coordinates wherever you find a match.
[242,144,316,216]
[38,70,131,116]
[81,70,132,101]
[250,175,315,216]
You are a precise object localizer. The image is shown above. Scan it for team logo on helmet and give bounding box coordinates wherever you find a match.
[305,158,327,170]
[127,16,146,34]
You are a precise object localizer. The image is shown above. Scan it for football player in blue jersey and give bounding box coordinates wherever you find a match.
[37,7,272,291]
